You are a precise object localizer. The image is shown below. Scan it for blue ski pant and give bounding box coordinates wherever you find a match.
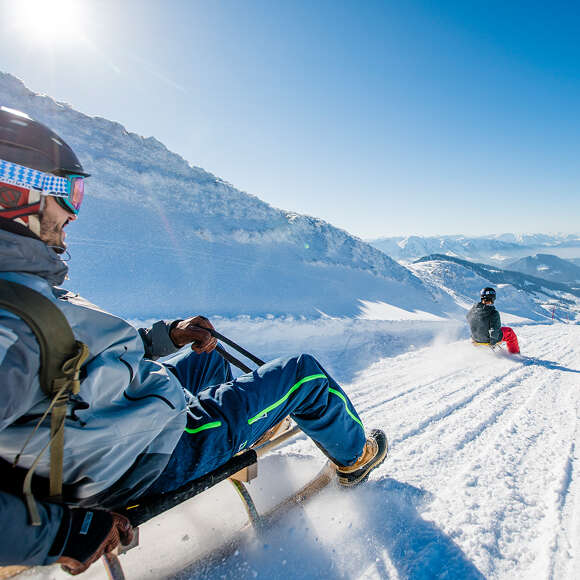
[147,349,366,495]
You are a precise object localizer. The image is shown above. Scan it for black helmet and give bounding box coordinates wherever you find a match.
[0,107,88,235]
[480,287,496,302]
[0,106,88,176]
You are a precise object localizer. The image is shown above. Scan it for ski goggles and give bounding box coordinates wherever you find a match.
[0,158,85,214]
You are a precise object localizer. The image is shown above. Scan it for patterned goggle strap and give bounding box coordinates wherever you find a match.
[0,159,69,197]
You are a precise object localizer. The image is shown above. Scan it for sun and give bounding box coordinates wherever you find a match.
[10,0,85,43]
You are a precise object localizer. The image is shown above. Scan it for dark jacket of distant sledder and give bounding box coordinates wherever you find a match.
[466,302,503,345]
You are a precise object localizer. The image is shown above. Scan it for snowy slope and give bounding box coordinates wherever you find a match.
[27,322,580,580]
[0,72,457,320]
[149,323,580,580]
[409,255,580,323]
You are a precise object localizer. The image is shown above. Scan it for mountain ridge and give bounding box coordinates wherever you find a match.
[410,253,580,322]
[0,71,449,319]
[507,253,580,286]
[369,233,580,265]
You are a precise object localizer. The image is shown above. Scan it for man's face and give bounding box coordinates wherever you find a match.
[39,196,77,253]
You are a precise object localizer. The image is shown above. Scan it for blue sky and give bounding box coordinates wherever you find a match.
[0,0,578,238]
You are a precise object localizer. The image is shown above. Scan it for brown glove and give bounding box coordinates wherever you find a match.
[57,509,134,575]
[170,315,218,354]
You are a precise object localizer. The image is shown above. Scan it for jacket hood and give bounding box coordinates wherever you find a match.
[0,220,68,286]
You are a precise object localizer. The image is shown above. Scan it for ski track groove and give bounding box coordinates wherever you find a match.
[355,375,471,420]
[16,324,580,580]
[546,414,580,580]
[390,372,513,447]
[396,363,544,484]
[351,325,580,580]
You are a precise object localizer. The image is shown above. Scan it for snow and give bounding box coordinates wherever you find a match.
[179,323,580,580]
[357,300,446,321]
[27,321,580,580]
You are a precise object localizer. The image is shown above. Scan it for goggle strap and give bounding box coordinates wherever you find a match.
[0,159,70,196]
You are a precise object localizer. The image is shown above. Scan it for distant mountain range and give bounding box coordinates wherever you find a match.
[411,254,579,323]
[368,234,580,265]
[507,254,580,287]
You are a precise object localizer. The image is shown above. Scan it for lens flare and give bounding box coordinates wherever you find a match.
[11,0,85,43]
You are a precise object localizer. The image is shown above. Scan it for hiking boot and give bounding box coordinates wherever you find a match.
[336,429,388,487]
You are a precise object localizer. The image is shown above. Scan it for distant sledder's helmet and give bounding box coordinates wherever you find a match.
[0,106,88,236]
[480,287,496,303]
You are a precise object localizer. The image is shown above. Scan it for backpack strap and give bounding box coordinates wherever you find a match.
[0,279,89,524]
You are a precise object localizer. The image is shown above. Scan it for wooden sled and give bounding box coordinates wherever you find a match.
[105,423,333,579]
[471,339,505,353]
[0,333,335,579]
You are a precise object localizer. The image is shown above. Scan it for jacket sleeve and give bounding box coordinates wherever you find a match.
[0,490,66,566]
[466,305,476,338]
[489,309,503,344]
[466,306,474,323]
[138,320,181,360]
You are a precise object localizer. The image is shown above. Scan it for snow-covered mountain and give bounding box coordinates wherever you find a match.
[0,72,462,319]
[410,254,580,323]
[507,253,580,287]
[368,234,580,265]
[3,72,578,326]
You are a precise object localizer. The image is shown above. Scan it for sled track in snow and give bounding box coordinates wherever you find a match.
[26,323,577,580]
[185,323,580,580]
[346,324,580,579]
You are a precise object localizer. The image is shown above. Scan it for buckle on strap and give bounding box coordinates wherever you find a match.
[52,341,90,396]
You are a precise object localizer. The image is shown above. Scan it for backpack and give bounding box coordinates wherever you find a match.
[0,279,89,525]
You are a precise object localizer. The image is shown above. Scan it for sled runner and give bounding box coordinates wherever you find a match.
[471,339,506,352]
[105,433,334,580]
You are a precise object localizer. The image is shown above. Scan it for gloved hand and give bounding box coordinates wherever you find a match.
[57,508,134,575]
[170,315,218,354]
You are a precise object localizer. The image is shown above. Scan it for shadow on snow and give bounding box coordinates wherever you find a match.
[178,478,484,580]
[519,355,580,374]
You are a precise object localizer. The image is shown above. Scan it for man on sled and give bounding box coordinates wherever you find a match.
[467,287,520,354]
[0,107,387,575]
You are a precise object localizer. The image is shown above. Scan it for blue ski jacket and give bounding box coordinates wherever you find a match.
[0,226,187,565]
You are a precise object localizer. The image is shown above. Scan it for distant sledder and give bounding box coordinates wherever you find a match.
[467,287,520,354]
